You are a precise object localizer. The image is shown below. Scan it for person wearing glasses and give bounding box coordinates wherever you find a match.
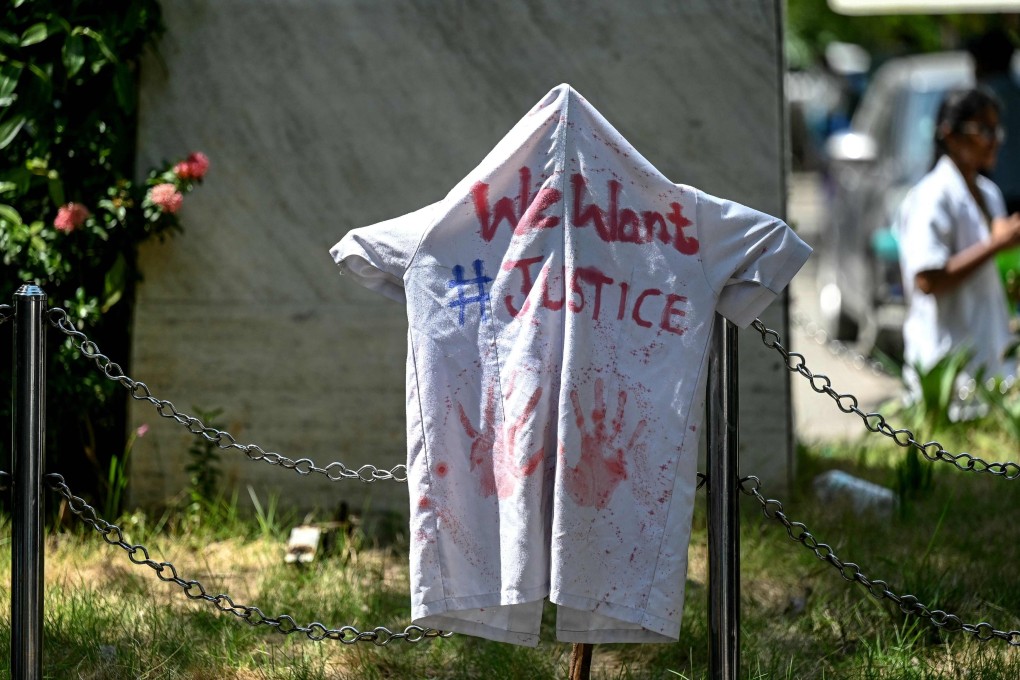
[896,86,1020,416]
[968,29,1020,215]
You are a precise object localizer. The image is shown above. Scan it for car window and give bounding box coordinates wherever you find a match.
[853,74,893,139]
[898,88,945,181]
[871,87,900,155]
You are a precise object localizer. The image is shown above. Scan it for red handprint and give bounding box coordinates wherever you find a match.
[562,377,646,509]
[458,379,546,499]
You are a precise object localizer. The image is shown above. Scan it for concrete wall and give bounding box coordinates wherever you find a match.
[130,0,794,517]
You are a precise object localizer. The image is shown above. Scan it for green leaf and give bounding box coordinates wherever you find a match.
[80,28,117,64]
[53,16,72,35]
[0,30,17,47]
[0,181,16,194]
[0,203,22,225]
[0,63,22,99]
[26,62,50,83]
[102,253,127,312]
[20,23,52,47]
[0,115,26,150]
[25,157,47,174]
[63,35,85,78]
[13,0,27,7]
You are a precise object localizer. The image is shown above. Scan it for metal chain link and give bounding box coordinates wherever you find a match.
[46,307,407,483]
[47,306,711,488]
[739,475,1020,645]
[46,472,452,645]
[751,318,1020,480]
[0,304,13,325]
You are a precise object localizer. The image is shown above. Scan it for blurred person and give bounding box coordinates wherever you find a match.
[968,29,1020,213]
[896,87,1020,412]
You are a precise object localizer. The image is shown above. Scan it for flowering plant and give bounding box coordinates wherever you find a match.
[0,0,202,503]
[2,152,208,318]
[0,149,208,499]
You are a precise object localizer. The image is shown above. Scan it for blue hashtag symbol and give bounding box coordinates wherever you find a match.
[448,259,493,326]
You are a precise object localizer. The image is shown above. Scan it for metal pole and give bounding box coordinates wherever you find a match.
[12,284,46,680]
[706,314,739,679]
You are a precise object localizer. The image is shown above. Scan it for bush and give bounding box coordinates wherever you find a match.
[0,1,204,503]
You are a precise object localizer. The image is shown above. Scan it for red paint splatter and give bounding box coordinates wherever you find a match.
[457,379,545,499]
[435,461,449,477]
[418,496,430,509]
[433,506,487,570]
[631,341,665,364]
[562,378,645,509]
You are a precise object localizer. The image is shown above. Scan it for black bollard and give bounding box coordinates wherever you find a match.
[12,284,46,680]
[706,315,739,680]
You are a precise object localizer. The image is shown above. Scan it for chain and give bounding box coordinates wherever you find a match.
[0,304,13,325]
[46,307,407,483]
[46,305,710,489]
[751,318,1020,480]
[739,475,1020,645]
[46,473,452,644]
[47,306,711,487]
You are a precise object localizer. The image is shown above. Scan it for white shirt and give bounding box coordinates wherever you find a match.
[897,155,1015,386]
[330,84,811,646]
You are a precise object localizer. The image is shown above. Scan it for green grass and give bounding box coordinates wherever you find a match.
[3,423,1020,678]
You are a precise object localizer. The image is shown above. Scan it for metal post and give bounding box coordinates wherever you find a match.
[12,284,46,680]
[706,314,739,679]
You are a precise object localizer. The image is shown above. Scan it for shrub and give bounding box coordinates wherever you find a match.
[0,1,204,503]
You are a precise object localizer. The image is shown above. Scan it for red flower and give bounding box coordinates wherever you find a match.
[53,203,91,233]
[173,151,210,181]
[149,183,184,214]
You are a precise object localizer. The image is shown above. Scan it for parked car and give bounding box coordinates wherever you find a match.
[819,51,975,354]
